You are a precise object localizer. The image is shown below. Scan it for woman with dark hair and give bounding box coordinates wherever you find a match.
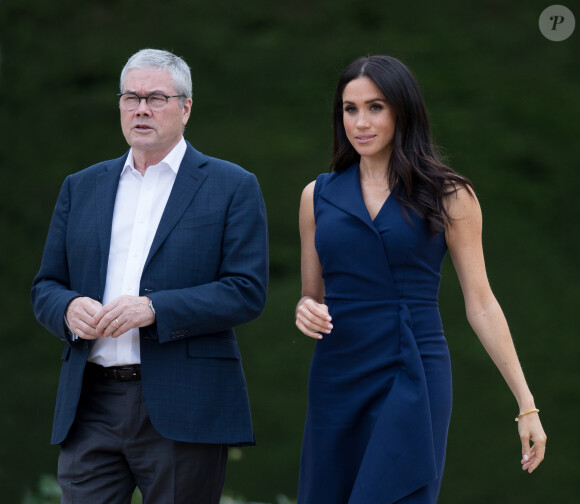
[295,55,546,503]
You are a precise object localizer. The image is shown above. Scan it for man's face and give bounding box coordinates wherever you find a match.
[120,68,191,160]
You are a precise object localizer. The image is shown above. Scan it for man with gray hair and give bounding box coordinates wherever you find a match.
[31,48,268,503]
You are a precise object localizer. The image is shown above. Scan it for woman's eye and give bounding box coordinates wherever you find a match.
[344,106,357,113]
[370,103,383,111]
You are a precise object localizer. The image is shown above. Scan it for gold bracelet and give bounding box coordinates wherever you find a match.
[515,408,540,422]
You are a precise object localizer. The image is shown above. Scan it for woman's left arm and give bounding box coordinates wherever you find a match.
[445,187,546,473]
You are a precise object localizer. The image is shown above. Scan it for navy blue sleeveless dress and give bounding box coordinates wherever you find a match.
[297,164,453,504]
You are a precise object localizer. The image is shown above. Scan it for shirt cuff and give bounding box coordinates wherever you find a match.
[64,315,79,341]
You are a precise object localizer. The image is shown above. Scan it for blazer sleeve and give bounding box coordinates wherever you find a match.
[30,177,83,342]
[144,171,269,343]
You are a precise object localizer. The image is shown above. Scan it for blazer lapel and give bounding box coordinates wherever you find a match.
[319,163,377,234]
[144,143,208,269]
[96,155,126,294]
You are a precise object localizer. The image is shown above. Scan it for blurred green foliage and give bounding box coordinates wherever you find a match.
[0,0,578,502]
[22,475,143,504]
[22,474,294,504]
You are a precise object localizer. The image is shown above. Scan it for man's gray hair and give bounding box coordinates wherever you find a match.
[120,49,192,103]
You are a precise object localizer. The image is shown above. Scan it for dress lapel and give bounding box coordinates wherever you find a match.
[318,163,377,235]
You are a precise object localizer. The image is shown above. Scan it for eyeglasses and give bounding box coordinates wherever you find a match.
[117,92,187,111]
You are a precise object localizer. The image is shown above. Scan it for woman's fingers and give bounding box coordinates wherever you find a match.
[519,414,546,473]
[296,299,333,339]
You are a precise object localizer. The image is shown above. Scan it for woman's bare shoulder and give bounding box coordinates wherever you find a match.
[304,179,318,193]
[445,184,480,221]
[300,180,317,204]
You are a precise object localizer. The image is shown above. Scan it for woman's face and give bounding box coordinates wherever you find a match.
[342,76,396,164]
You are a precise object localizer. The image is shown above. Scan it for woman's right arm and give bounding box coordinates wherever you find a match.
[295,181,333,339]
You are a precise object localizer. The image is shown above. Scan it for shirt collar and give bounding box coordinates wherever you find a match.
[122,137,187,176]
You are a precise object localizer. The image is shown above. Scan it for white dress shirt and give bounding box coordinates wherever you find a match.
[88,138,186,366]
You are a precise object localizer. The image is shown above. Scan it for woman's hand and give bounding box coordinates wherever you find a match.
[296,182,331,340]
[295,297,333,340]
[518,413,547,473]
[445,188,547,474]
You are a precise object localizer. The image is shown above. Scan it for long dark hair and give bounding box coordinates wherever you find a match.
[331,55,473,234]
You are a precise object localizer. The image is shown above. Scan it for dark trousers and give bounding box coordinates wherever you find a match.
[57,367,228,504]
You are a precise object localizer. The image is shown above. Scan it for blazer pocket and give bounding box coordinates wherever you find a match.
[187,333,242,360]
[178,213,223,230]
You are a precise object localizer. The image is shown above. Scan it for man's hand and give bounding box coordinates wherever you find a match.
[92,295,155,338]
[65,297,103,340]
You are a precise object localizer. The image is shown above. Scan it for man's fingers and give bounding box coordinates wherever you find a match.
[90,296,156,338]
[108,317,130,338]
[84,298,103,317]
[72,319,100,340]
[66,297,105,339]
[68,298,102,325]
[95,310,120,333]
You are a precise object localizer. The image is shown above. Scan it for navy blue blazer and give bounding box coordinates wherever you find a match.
[31,142,268,445]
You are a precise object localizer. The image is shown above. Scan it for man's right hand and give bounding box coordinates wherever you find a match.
[65,297,103,339]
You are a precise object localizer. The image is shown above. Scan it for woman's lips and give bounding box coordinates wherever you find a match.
[355,135,375,144]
